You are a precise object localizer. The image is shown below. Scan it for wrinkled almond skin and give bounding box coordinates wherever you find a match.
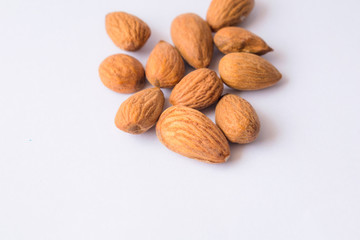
[219,52,282,90]
[99,54,145,93]
[215,94,260,143]
[156,106,230,163]
[206,0,255,32]
[106,12,151,51]
[171,13,213,69]
[115,88,164,134]
[169,68,223,110]
[146,41,185,88]
[214,27,273,55]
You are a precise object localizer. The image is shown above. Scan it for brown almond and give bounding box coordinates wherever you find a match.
[214,27,273,55]
[99,54,145,93]
[171,13,213,69]
[145,41,185,88]
[206,0,255,32]
[115,88,164,134]
[215,94,260,143]
[169,68,223,110]
[105,12,151,51]
[156,106,230,163]
[219,52,282,90]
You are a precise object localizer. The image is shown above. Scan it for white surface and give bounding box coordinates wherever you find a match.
[1,0,360,239]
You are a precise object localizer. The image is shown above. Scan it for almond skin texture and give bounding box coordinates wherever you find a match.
[146,41,185,88]
[219,52,282,90]
[171,13,213,69]
[169,68,223,110]
[106,12,151,51]
[115,88,164,134]
[214,27,273,55]
[156,106,230,163]
[206,0,255,32]
[215,94,260,143]
[99,54,145,93]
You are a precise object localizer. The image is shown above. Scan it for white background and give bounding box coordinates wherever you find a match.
[1,0,360,239]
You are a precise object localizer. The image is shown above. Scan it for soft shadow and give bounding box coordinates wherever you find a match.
[270,74,289,91]
[200,103,216,117]
[208,45,224,73]
[252,111,278,145]
[141,124,157,140]
[222,86,242,95]
[143,80,153,89]
[238,1,268,29]
[227,143,244,164]
[135,28,167,60]
[184,61,194,75]
[162,95,172,110]
[222,110,278,165]
[262,51,284,63]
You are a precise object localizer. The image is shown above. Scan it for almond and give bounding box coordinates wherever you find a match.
[169,68,223,110]
[214,27,273,55]
[105,12,151,51]
[145,41,185,88]
[215,94,260,143]
[171,13,213,69]
[99,54,145,93]
[206,0,255,32]
[156,106,230,163]
[219,52,282,90]
[115,88,164,134]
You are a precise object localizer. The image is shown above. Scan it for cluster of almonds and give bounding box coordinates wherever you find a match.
[99,0,282,164]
